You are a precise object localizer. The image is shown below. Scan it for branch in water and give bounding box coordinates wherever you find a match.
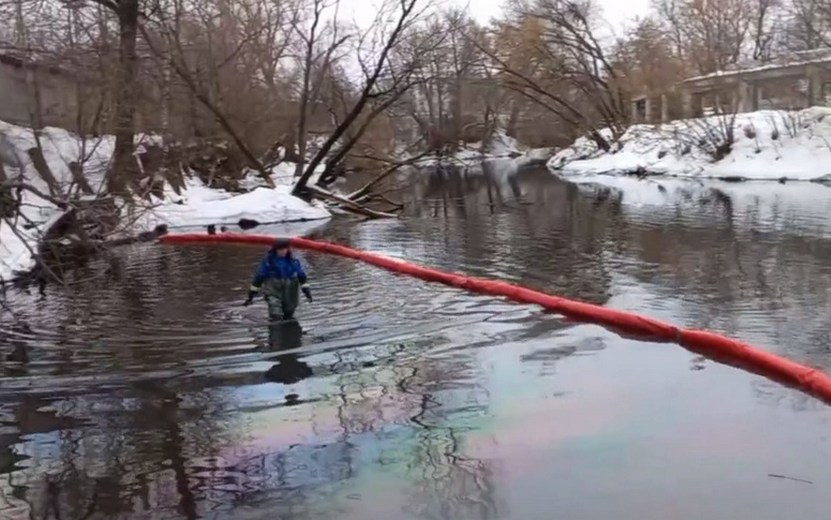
[307,185,398,219]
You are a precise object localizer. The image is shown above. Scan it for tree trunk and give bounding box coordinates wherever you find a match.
[291,0,418,197]
[27,147,61,197]
[452,76,463,146]
[68,161,94,195]
[108,0,140,196]
[499,86,519,138]
[312,93,405,186]
[294,7,321,179]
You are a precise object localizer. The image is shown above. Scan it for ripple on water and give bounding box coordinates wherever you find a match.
[0,239,553,402]
[5,168,831,518]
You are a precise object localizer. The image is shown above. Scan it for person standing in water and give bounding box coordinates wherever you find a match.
[244,238,312,321]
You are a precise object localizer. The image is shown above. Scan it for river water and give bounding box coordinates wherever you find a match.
[2,160,831,519]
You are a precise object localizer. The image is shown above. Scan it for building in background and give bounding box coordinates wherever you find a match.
[631,49,831,123]
[0,53,79,129]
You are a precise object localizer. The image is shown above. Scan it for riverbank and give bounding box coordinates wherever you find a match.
[0,121,556,283]
[0,122,330,283]
[549,107,831,182]
[414,131,555,167]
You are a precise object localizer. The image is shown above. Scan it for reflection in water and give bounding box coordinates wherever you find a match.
[264,322,313,385]
[2,161,831,518]
[398,359,502,520]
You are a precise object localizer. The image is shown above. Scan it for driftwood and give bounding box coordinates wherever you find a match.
[307,185,398,219]
[344,152,430,202]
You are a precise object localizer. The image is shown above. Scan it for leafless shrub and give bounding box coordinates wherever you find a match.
[670,110,739,162]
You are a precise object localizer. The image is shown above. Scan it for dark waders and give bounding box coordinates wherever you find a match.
[261,277,300,321]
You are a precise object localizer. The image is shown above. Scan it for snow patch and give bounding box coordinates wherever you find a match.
[414,130,530,166]
[549,108,831,181]
[135,183,330,230]
[239,160,330,192]
[0,218,36,282]
[0,120,330,282]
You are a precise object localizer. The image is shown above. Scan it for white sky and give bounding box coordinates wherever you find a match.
[459,0,652,31]
[344,0,653,35]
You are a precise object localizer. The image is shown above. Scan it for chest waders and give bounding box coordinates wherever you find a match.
[261,277,301,321]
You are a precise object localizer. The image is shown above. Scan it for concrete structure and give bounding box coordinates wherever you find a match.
[631,49,831,124]
[0,53,78,129]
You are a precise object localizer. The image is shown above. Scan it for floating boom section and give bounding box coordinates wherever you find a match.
[159,232,831,407]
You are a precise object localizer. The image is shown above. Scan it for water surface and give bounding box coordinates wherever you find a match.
[2,161,831,519]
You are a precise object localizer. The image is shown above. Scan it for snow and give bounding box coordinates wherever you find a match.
[0,121,331,283]
[239,160,327,192]
[413,130,532,166]
[684,49,831,84]
[0,122,117,282]
[549,108,831,182]
[0,217,36,283]
[486,131,523,157]
[524,147,558,163]
[135,181,330,231]
[238,161,295,191]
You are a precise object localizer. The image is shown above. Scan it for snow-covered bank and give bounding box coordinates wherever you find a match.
[415,131,555,167]
[1,121,114,282]
[134,177,330,232]
[549,108,831,181]
[0,122,330,283]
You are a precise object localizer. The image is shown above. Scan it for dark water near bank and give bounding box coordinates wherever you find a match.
[3,160,831,519]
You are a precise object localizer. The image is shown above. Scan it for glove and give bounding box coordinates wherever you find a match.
[244,289,258,306]
[301,285,313,303]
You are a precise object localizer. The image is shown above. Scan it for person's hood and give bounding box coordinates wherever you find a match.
[267,249,294,261]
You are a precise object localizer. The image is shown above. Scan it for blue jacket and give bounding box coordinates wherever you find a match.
[251,250,308,288]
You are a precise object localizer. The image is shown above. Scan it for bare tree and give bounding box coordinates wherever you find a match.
[291,0,350,177]
[395,10,503,154]
[613,16,686,96]
[135,0,328,187]
[654,0,755,74]
[784,0,831,50]
[291,0,433,197]
[476,0,626,151]
[750,0,782,61]
[55,0,144,196]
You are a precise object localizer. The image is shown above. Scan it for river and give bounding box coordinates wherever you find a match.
[2,160,831,519]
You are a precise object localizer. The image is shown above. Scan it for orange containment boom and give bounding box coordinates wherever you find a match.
[159,232,831,406]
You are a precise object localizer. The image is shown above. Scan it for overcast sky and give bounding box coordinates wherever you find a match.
[461,0,652,29]
[344,0,653,35]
